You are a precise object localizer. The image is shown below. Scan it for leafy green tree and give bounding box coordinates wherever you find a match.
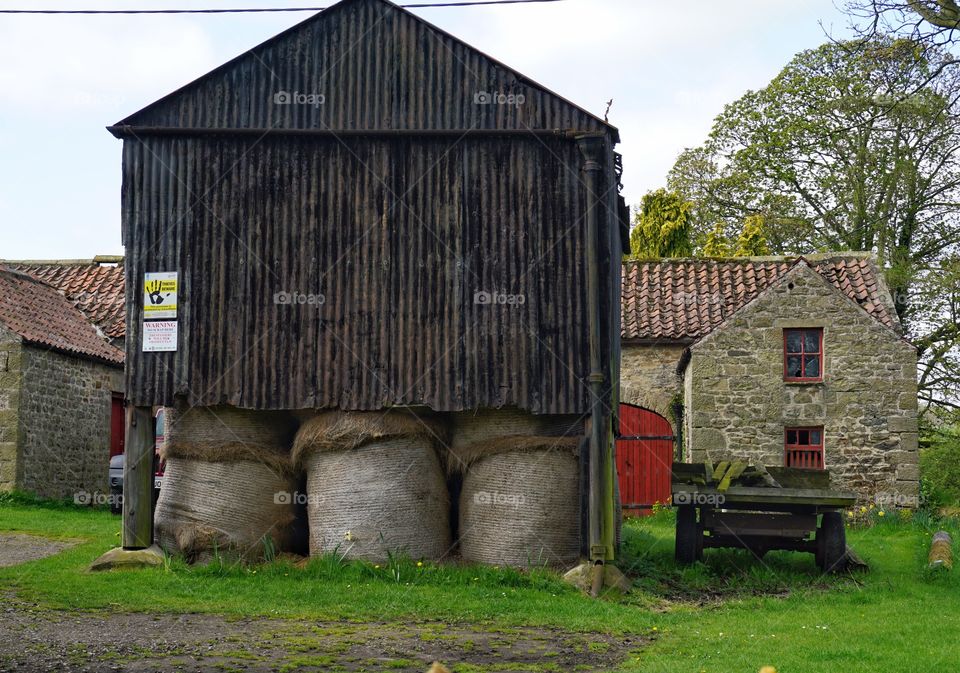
[701,222,732,257]
[667,39,960,415]
[734,214,770,257]
[628,189,694,258]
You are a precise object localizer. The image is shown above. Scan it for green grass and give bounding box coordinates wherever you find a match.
[1,495,959,672]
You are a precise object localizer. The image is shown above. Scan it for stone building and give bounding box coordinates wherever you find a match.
[0,260,125,499]
[620,254,919,502]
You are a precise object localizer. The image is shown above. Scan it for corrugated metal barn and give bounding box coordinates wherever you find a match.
[111,0,628,567]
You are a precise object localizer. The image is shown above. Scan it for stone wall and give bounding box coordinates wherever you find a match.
[17,346,123,499]
[620,343,685,423]
[0,329,22,492]
[684,263,919,503]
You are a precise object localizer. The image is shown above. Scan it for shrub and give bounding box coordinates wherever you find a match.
[920,427,960,509]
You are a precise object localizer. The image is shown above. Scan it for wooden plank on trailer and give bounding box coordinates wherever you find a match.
[702,511,817,538]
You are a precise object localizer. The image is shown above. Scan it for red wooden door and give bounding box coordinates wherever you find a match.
[109,393,125,457]
[616,404,674,517]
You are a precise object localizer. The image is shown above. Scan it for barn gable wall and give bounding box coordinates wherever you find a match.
[118,0,611,135]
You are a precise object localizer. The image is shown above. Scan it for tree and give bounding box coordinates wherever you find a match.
[628,189,694,258]
[845,1,959,105]
[667,39,960,416]
[702,222,732,257]
[734,214,770,257]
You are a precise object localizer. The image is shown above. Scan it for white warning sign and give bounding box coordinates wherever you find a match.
[142,321,178,352]
[144,271,178,319]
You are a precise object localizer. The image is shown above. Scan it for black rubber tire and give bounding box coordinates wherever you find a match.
[817,511,846,573]
[109,487,122,515]
[675,505,700,565]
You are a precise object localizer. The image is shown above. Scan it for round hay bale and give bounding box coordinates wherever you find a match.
[154,457,296,563]
[294,411,451,562]
[162,406,296,468]
[154,406,298,563]
[455,436,581,567]
[448,408,583,474]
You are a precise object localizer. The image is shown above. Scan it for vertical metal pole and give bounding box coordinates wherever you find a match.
[122,405,154,550]
[577,134,609,563]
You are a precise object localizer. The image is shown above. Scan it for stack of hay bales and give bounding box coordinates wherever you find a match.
[154,406,298,563]
[292,410,451,562]
[449,408,582,567]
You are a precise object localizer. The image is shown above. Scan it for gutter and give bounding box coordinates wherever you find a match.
[576,133,610,579]
[107,125,589,140]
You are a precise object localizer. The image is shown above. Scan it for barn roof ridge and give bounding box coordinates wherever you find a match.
[114,0,618,139]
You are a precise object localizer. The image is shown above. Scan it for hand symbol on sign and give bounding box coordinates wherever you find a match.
[145,280,169,305]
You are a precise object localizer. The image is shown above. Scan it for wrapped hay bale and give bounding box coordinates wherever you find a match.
[154,406,298,563]
[448,408,583,473]
[454,435,581,567]
[292,410,451,562]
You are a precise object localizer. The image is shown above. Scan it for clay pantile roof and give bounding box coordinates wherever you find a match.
[0,268,124,365]
[4,259,125,339]
[621,254,900,342]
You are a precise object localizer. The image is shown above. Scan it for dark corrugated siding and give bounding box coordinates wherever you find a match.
[123,134,603,413]
[120,0,609,135]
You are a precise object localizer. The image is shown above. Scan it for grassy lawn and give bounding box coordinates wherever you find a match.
[1,492,958,673]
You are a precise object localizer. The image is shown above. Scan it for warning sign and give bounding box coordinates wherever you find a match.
[144,272,178,319]
[142,321,178,352]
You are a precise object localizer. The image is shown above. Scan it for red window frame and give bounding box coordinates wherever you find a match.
[785,426,824,469]
[783,328,823,382]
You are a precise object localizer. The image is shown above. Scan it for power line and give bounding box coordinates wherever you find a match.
[0,0,564,13]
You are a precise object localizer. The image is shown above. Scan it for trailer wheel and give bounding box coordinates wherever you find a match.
[675,505,701,565]
[817,511,846,573]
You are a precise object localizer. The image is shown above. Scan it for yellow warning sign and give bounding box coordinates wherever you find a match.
[144,272,178,319]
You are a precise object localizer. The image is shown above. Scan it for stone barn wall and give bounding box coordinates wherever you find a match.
[16,345,123,499]
[684,263,918,503]
[0,329,22,492]
[620,343,685,423]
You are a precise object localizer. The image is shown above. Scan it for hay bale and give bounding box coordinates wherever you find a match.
[154,406,298,563]
[447,408,583,473]
[294,410,451,562]
[455,436,581,567]
[155,457,296,563]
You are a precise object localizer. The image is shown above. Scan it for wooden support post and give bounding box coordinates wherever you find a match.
[122,405,154,550]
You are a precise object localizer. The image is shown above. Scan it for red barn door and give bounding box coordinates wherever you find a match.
[109,393,125,457]
[616,404,674,517]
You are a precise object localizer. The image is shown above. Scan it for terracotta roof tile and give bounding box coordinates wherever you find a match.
[0,268,124,364]
[6,262,125,339]
[621,255,899,341]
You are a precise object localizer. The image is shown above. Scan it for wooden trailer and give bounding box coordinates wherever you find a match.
[672,462,857,572]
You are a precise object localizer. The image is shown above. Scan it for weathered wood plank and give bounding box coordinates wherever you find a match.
[122,405,154,550]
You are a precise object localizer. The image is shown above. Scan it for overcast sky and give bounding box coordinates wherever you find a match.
[0,0,853,260]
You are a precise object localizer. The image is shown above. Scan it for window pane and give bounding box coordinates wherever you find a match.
[787,430,797,444]
[804,355,820,378]
[786,356,802,377]
[810,429,822,445]
[786,330,802,353]
[804,329,820,353]
[798,429,809,445]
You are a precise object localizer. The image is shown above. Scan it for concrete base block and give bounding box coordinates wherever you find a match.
[89,545,164,571]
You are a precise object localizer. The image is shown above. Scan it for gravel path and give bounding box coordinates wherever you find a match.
[0,533,76,568]
[0,595,643,673]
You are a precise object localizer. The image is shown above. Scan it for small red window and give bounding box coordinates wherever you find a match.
[784,328,823,381]
[785,427,824,469]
